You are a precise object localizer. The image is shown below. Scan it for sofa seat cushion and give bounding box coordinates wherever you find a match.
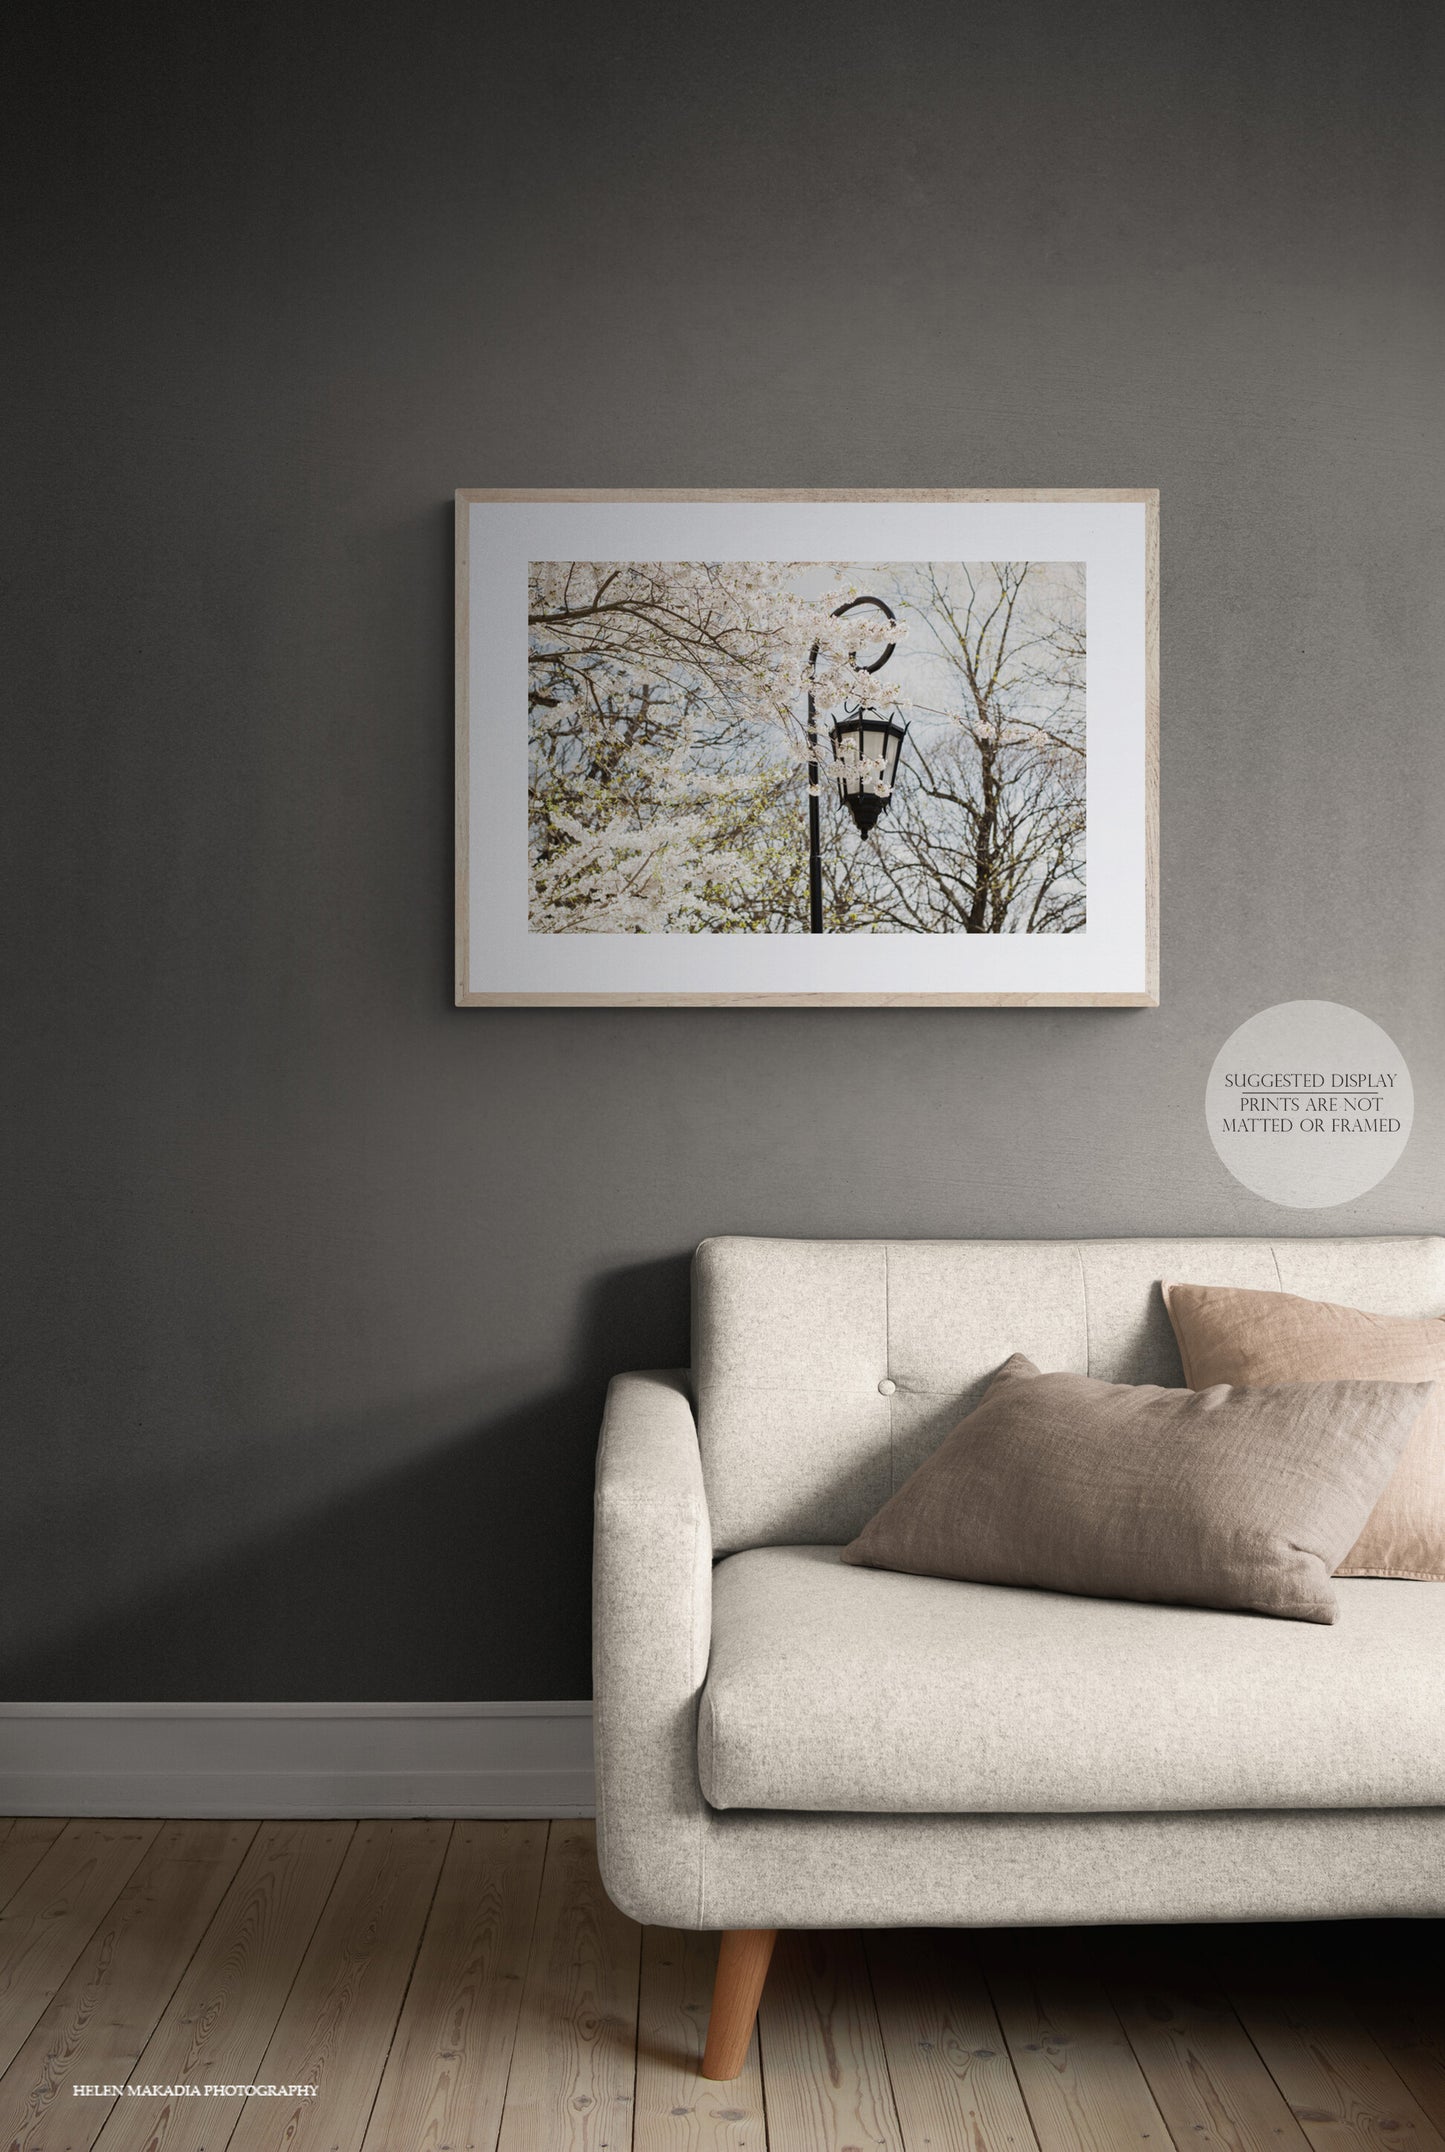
[697,1545,1445,1814]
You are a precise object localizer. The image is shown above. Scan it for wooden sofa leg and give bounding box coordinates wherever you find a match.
[701,1928,777,2080]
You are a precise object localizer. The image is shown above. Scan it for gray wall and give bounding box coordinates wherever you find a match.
[6,1,1444,1699]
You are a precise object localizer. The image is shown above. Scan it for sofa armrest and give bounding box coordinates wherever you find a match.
[593,1368,711,1926]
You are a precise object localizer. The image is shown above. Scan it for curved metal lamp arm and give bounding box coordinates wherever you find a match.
[830,592,898,676]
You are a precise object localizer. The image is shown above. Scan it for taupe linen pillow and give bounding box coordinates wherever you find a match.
[1163,1280,1445,1581]
[841,1354,1431,1623]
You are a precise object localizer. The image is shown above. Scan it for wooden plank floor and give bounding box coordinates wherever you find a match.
[0,1818,1437,2152]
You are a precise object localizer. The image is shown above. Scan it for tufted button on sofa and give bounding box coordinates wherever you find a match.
[592,1236,1445,2079]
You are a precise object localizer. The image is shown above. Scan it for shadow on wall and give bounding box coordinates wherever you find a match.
[0,1254,693,1702]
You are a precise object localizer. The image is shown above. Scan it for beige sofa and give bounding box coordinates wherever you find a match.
[592,1235,1445,2077]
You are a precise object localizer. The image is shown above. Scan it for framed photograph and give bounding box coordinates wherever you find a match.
[456,489,1158,1005]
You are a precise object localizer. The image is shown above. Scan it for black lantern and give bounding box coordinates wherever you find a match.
[829,703,910,836]
[805,592,905,929]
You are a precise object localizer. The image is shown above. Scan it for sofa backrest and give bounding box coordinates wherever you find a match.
[691,1234,1445,1555]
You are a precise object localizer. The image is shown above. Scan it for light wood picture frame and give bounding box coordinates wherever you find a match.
[456,489,1158,1005]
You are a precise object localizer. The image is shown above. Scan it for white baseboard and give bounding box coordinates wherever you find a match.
[0,1702,595,1818]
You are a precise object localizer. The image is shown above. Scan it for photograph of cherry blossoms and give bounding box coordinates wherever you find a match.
[528,560,1085,935]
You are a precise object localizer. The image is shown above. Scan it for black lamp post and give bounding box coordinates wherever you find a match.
[806,595,907,933]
